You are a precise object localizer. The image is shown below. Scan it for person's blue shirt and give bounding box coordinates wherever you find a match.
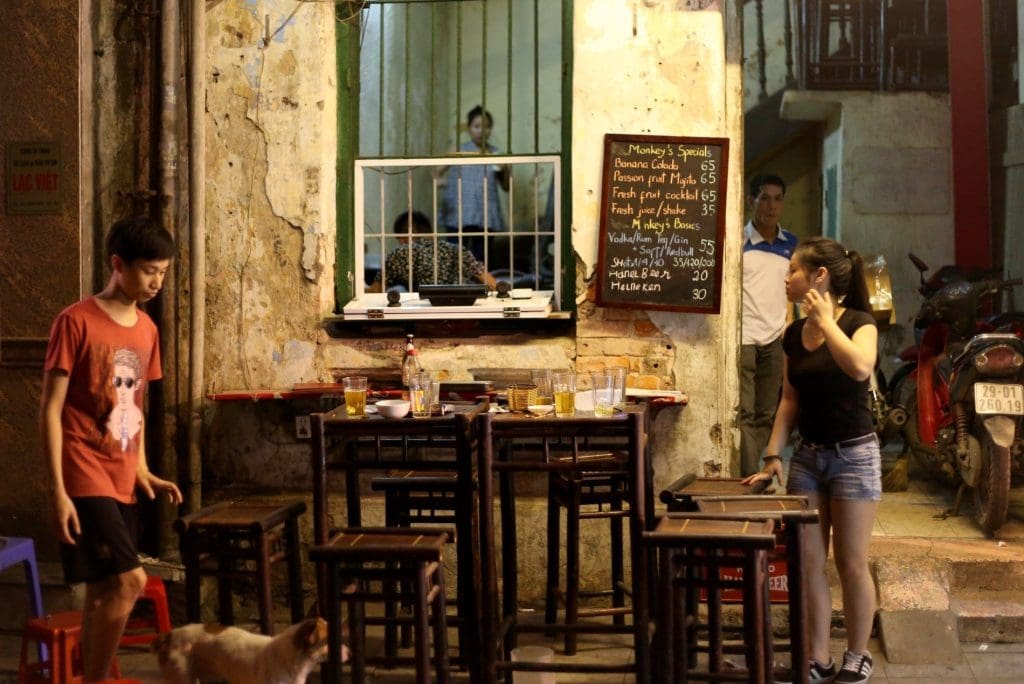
[440,141,506,233]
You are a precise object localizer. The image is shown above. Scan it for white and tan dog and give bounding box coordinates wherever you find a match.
[153,617,346,684]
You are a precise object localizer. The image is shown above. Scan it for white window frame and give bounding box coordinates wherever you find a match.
[344,154,561,320]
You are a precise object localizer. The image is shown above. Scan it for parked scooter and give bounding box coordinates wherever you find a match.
[891,265,1023,533]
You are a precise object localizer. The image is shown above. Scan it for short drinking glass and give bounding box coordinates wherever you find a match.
[553,373,576,417]
[343,376,367,418]
[607,366,627,407]
[410,371,433,418]
[591,372,616,417]
[531,369,554,406]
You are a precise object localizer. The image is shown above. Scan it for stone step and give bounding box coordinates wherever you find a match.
[950,591,1024,643]
[949,559,1024,593]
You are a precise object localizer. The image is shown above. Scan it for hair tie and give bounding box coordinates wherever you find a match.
[844,249,850,258]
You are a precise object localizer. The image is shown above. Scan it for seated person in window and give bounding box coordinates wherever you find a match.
[368,210,497,293]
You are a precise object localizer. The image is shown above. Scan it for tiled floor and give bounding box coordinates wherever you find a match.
[2,456,1023,682]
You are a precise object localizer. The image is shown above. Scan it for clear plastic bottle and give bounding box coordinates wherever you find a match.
[401,334,422,389]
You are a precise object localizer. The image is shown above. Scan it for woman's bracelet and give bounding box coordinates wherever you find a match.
[763,454,781,463]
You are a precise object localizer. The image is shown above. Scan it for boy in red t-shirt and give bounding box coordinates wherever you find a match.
[41,216,182,682]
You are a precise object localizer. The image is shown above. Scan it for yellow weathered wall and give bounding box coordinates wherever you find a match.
[200,0,744,597]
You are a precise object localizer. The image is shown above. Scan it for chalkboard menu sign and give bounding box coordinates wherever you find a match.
[596,134,729,313]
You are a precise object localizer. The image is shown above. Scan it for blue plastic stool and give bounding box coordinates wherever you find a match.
[0,536,44,618]
[1,536,47,663]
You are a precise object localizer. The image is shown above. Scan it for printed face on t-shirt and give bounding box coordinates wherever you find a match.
[107,349,144,452]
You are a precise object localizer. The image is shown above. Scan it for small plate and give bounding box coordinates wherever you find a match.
[364,405,378,414]
[527,404,554,416]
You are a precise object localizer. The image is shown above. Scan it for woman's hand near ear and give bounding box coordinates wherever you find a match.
[803,289,834,327]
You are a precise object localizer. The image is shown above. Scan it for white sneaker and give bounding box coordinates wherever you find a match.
[834,650,873,683]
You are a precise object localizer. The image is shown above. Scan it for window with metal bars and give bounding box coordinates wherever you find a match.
[335,0,572,317]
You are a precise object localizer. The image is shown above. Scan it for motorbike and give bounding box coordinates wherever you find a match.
[890,265,1024,533]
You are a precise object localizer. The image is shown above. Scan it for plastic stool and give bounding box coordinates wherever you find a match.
[119,575,172,646]
[0,536,45,619]
[19,611,122,683]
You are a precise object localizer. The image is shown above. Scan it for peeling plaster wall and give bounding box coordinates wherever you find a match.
[204,0,743,487]
[573,0,744,482]
[205,0,336,396]
[203,1,744,594]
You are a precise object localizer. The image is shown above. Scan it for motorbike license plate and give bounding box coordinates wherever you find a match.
[974,383,1024,415]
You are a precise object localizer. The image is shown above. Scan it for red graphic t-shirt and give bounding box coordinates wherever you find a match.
[43,297,162,503]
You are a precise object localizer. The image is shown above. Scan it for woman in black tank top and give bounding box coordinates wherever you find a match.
[743,237,880,684]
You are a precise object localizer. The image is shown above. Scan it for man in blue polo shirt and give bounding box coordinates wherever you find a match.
[740,174,798,476]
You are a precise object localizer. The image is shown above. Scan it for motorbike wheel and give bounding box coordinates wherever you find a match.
[895,377,961,487]
[973,428,1011,535]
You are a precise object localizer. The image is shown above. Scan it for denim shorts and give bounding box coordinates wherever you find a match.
[787,433,882,502]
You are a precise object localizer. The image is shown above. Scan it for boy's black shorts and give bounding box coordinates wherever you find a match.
[60,496,141,585]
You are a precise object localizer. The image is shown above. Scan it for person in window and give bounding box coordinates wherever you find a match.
[368,210,497,293]
[434,105,511,268]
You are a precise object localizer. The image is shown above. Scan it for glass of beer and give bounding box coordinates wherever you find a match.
[343,376,367,418]
[553,372,576,417]
[531,369,554,406]
[410,370,433,418]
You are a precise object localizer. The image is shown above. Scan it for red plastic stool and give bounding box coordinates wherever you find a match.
[19,611,122,683]
[119,575,172,646]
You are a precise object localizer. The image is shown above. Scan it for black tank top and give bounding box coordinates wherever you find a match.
[783,309,877,443]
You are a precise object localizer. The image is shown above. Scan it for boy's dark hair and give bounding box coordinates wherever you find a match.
[466,105,494,128]
[393,210,433,235]
[748,173,786,199]
[105,216,175,265]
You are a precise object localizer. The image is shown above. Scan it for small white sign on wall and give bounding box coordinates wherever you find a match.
[6,141,62,215]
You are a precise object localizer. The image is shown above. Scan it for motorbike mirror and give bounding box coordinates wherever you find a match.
[909,252,929,273]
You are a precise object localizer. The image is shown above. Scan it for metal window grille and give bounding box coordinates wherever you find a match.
[338,0,571,309]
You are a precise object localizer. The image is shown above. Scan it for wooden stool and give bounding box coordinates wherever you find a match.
[644,515,776,684]
[174,500,306,635]
[372,469,460,527]
[659,475,769,512]
[694,495,819,684]
[371,470,459,657]
[545,452,630,655]
[119,574,172,647]
[310,527,451,684]
[18,611,122,683]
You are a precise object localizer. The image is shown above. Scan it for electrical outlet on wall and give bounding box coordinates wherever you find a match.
[295,415,312,440]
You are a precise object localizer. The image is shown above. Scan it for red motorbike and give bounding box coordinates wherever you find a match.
[891,257,1023,532]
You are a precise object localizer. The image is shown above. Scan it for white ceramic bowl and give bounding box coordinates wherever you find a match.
[527,404,554,417]
[375,399,410,419]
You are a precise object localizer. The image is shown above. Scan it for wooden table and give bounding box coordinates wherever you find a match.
[309,401,489,683]
[475,406,652,682]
